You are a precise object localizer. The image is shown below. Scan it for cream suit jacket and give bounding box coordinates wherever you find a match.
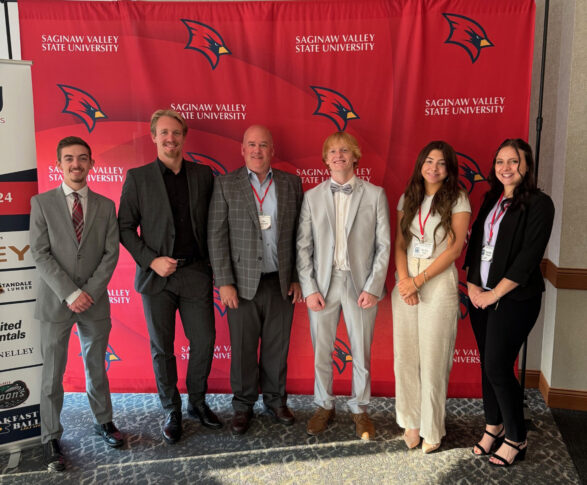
[296,177,391,300]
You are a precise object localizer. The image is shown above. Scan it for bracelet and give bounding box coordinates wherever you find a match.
[423,271,429,283]
[412,277,421,292]
[491,289,500,310]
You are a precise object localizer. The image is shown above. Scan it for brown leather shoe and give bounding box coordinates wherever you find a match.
[265,405,295,425]
[352,412,375,440]
[306,407,335,436]
[231,410,253,435]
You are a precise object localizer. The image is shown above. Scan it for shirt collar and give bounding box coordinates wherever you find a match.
[247,166,273,185]
[157,158,185,175]
[330,175,356,188]
[61,182,89,198]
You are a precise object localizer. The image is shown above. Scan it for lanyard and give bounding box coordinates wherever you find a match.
[487,193,509,245]
[251,177,273,213]
[418,204,432,242]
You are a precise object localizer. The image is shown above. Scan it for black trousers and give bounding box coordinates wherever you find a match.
[141,262,215,414]
[227,272,295,412]
[469,293,542,442]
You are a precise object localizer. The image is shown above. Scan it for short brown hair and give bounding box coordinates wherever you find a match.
[150,109,188,136]
[57,136,92,160]
[322,131,361,169]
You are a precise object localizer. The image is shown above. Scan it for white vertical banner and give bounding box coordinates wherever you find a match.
[0,59,42,452]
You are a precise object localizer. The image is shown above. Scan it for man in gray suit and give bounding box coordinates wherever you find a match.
[208,125,303,435]
[30,136,122,472]
[296,131,390,441]
[118,110,220,444]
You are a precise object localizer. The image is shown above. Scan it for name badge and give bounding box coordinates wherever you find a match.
[481,245,494,262]
[412,242,433,259]
[259,214,272,230]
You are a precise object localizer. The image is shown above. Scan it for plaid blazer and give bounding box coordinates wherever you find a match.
[208,166,303,300]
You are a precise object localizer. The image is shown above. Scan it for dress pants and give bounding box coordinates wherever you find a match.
[40,316,113,443]
[309,269,377,414]
[392,257,458,444]
[227,272,294,412]
[469,293,541,442]
[141,262,215,413]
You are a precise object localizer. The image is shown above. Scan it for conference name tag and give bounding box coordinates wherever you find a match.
[481,245,494,262]
[412,242,433,259]
[259,214,272,230]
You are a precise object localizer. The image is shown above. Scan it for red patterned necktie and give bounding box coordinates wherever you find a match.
[72,192,84,242]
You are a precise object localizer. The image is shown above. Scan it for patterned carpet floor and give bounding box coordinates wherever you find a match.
[0,389,581,484]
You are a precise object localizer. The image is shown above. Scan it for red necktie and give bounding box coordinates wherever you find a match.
[72,192,84,242]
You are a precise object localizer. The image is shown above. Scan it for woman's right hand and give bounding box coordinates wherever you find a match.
[467,282,483,308]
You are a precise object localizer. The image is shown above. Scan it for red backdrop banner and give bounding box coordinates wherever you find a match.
[18,0,535,398]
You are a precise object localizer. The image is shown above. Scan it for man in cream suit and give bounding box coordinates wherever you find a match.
[208,125,303,435]
[30,136,122,472]
[118,110,220,444]
[296,131,390,440]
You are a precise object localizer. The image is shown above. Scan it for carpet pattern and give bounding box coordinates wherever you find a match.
[0,389,581,484]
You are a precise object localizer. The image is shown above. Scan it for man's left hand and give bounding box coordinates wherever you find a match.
[357,291,378,309]
[288,282,303,303]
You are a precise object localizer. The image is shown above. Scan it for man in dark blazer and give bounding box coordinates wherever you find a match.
[208,125,303,435]
[30,136,122,472]
[118,109,220,444]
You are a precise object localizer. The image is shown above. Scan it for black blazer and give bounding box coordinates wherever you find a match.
[464,190,554,301]
[118,159,214,295]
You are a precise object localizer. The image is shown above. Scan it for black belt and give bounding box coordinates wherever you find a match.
[260,271,279,279]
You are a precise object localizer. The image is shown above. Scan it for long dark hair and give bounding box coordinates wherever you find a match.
[486,138,537,211]
[400,141,463,245]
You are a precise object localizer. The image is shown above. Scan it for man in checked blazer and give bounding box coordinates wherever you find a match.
[30,136,122,472]
[118,110,221,444]
[208,125,303,435]
[296,131,390,441]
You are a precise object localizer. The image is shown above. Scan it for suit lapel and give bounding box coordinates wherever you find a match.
[185,161,199,219]
[273,170,286,234]
[56,187,79,245]
[321,181,336,235]
[237,167,261,230]
[80,189,98,246]
[345,178,365,237]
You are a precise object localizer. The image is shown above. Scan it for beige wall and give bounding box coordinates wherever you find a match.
[527,0,587,394]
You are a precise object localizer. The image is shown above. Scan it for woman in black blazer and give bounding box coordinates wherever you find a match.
[464,139,554,467]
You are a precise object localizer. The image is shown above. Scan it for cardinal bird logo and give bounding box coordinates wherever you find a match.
[213,287,227,316]
[333,338,353,374]
[58,84,106,133]
[458,281,469,320]
[442,13,494,63]
[181,19,231,70]
[310,86,359,131]
[186,152,228,176]
[457,152,486,194]
[75,333,120,371]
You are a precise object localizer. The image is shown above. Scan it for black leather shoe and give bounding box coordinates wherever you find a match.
[162,411,182,444]
[43,439,65,472]
[231,410,253,435]
[188,402,223,429]
[265,405,295,425]
[94,421,124,448]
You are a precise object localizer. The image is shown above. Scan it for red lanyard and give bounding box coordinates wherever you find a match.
[251,177,273,213]
[418,204,432,242]
[487,193,509,244]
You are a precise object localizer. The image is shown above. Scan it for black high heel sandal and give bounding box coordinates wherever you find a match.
[472,425,505,455]
[489,439,527,467]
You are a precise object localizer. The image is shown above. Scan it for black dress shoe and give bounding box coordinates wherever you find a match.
[231,410,253,435]
[188,402,223,429]
[43,439,65,472]
[94,421,124,448]
[162,411,182,444]
[265,405,295,425]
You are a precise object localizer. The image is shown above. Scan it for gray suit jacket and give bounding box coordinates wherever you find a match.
[208,166,303,300]
[118,159,214,295]
[296,177,391,299]
[30,186,119,322]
